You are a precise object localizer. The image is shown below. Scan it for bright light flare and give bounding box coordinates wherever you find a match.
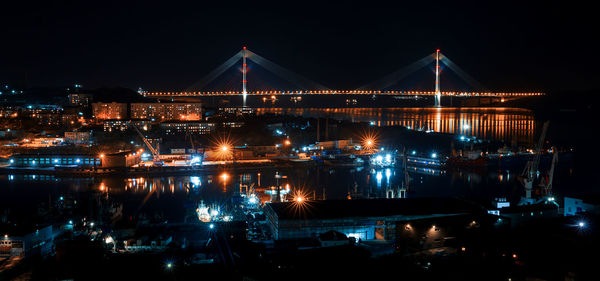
[360,128,379,151]
[282,188,314,219]
[212,134,235,160]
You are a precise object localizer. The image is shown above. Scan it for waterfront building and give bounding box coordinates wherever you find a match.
[264,198,488,241]
[8,151,140,168]
[9,153,101,167]
[92,102,128,120]
[564,196,600,216]
[130,103,202,121]
[0,225,54,258]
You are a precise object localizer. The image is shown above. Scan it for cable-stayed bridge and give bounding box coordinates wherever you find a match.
[141,47,544,107]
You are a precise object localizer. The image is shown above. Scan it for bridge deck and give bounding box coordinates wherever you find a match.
[142,90,544,98]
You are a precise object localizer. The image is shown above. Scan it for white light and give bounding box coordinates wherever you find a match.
[9,159,13,163]
[463,124,470,130]
[209,223,215,229]
[190,176,200,186]
[210,210,219,216]
[248,196,257,204]
[411,150,416,155]
[68,220,73,224]
[431,153,437,158]
[578,222,585,228]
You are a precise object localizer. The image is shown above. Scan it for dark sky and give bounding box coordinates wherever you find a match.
[0,1,596,92]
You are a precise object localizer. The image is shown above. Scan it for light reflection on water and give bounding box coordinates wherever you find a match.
[3,161,570,222]
[255,107,537,145]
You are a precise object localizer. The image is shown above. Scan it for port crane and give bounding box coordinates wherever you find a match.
[130,123,163,166]
[519,121,551,205]
[539,147,558,197]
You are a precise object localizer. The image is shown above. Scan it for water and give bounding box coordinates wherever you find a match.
[255,107,538,145]
[0,107,577,225]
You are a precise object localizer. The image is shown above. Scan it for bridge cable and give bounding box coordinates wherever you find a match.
[356,54,435,91]
[439,53,488,92]
[245,50,329,91]
[186,51,243,91]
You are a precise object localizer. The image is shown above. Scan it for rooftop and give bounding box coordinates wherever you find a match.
[267,197,485,220]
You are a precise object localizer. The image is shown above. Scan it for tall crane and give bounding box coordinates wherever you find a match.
[130,123,162,166]
[539,147,558,196]
[519,121,549,204]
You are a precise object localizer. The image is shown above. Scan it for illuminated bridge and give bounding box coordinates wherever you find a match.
[142,47,544,106]
[143,90,543,98]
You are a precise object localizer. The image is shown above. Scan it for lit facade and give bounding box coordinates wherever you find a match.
[103,120,151,132]
[92,102,128,120]
[160,121,215,135]
[10,154,101,167]
[64,131,92,144]
[130,103,202,121]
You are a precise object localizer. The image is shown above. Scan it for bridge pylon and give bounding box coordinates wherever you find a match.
[242,46,248,106]
[434,49,441,107]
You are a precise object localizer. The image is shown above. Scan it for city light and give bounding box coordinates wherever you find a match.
[212,135,234,160]
[209,223,215,229]
[360,128,379,151]
[578,221,586,228]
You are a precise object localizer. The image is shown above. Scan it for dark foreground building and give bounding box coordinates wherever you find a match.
[264,198,493,243]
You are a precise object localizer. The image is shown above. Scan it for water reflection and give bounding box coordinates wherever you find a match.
[1,159,574,223]
[255,107,537,145]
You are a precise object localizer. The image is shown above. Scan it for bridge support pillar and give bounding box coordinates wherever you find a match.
[434,49,441,107]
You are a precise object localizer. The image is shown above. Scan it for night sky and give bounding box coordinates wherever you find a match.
[1,1,596,92]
